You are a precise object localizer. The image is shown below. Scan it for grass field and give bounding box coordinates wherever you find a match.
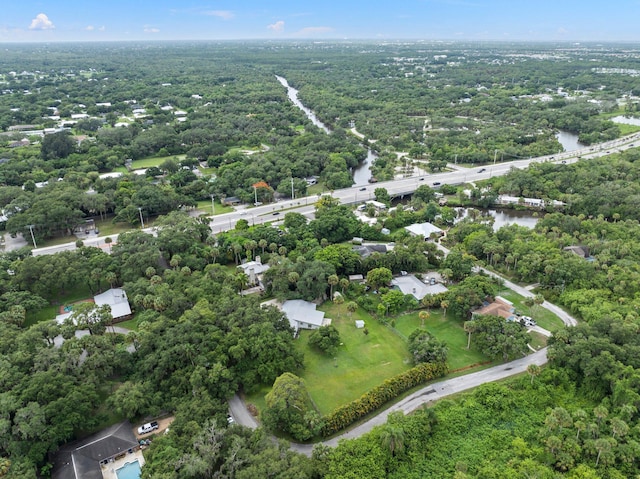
[194,199,234,216]
[394,310,487,370]
[299,301,412,415]
[247,298,502,416]
[112,154,186,173]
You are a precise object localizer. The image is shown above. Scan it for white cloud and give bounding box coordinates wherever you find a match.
[143,27,160,33]
[85,25,95,31]
[204,10,234,20]
[268,20,285,32]
[29,13,55,31]
[98,26,106,31]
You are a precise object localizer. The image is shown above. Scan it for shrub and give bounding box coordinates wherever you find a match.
[321,361,447,436]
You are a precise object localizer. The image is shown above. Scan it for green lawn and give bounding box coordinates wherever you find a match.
[496,289,566,332]
[394,310,487,371]
[26,284,95,327]
[112,154,186,173]
[115,318,139,331]
[194,199,234,216]
[294,302,412,415]
[246,300,499,417]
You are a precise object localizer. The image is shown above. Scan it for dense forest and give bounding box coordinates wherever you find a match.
[1,41,640,478]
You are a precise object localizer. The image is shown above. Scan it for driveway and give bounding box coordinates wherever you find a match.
[237,244,577,455]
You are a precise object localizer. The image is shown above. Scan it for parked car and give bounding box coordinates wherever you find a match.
[227,415,235,425]
[433,182,441,186]
[138,421,159,435]
[520,316,536,327]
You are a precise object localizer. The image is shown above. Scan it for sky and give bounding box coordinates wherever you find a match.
[2,1,640,43]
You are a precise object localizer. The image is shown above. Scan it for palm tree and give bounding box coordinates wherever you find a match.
[527,364,541,385]
[328,274,339,300]
[440,300,449,318]
[379,425,406,457]
[104,236,112,253]
[346,301,358,317]
[419,310,430,328]
[463,320,477,350]
[105,271,117,289]
[594,438,612,466]
[258,239,268,254]
[340,278,350,294]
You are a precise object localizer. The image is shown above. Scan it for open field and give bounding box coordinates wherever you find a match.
[112,154,186,173]
[394,310,487,370]
[297,301,412,415]
[247,299,499,417]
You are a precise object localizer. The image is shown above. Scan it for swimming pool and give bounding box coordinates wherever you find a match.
[115,460,141,479]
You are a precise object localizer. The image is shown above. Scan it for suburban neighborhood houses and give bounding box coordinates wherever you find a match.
[3,35,640,479]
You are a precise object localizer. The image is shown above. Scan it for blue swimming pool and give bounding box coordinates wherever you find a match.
[115,460,141,479]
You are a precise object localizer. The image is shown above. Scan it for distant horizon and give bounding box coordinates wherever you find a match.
[3,1,640,44]
[2,38,640,46]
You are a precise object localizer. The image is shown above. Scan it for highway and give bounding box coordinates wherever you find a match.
[28,131,640,256]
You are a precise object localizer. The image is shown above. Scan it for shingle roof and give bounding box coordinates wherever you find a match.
[51,421,138,479]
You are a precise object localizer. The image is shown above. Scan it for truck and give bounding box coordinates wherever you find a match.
[137,421,159,435]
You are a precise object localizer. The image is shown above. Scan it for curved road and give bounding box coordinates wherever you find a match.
[230,261,577,456]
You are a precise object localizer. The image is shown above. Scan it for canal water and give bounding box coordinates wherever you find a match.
[556,130,586,152]
[455,207,539,231]
[276,75,375,184]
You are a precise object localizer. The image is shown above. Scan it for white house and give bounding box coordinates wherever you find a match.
[405,222,444,240]
[282,300,331,333]
[94,288,132,320]
[237,257,270,287]
[55,288,132,324]
[391,274,448,300]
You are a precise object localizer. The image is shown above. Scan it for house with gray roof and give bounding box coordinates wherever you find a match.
[405,222,444,240]
[51,421,139,479]
[282,300,331,333]
[391,274,448,300]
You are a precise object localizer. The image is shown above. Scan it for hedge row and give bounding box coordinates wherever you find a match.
[321,361,447,436]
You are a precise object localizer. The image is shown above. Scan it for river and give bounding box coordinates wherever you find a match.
[276,75,374,183]
[556,130,586,152]
[275,75,330,134]
[455,207,539,231]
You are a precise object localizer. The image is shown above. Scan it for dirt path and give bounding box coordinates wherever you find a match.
[133,416,174,441]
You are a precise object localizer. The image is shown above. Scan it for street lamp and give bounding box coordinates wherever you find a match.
[210,194,215,215]
[137,207,145,229]
[27,224,37,248]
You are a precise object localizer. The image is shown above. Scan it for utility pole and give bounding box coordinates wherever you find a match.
[253,186,258,206]
[138,207,145,229]
[210,194,215,215]
[493,149,498,165]
[27,224,37,248]
[290,177,295,200]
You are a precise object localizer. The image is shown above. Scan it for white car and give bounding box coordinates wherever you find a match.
[520,316,536,327]
[137,421,159,435]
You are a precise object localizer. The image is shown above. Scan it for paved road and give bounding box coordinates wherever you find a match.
[16,131,640,256]
[289,348,549,455]
[232,242,576,456]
